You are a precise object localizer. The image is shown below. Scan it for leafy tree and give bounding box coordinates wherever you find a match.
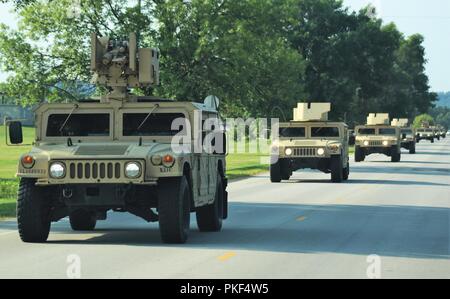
[413,113,434,128]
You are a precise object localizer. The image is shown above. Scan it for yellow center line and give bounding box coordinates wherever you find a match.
[218,252,236,261]
[296,216,307,222]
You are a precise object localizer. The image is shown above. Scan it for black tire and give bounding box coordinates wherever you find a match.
[158,176,191,244]
[69,209,97,231]
[343,159,350,181]
[17,178,51,243]
[431,138,434,143]
[355,146,364,162]
[270,160,282,183]
[196,175,224,232]
[281,161,291,180]
[331,155,344,183]
[409,143,416,154]
[391,147,401,162]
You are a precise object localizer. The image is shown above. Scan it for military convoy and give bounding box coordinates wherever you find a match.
[5,33,228,244]
[270,103,350,183]
[391,118,416,154]
[355,113,402,162]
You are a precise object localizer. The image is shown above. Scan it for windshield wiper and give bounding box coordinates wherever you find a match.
[137,104,160,131]
[59,104,79,135]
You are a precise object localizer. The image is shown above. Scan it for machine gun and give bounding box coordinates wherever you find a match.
[91,33,159,102]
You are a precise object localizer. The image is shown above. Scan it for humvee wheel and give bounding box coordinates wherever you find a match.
[270,161,282,183]
[331,155,344,183]
[391,148,401,163]
[354,146,364,162]
[343,159,350,181]
[69,210,97,231]
[158,176,191,244]
[17,178,51,243]
[196,174,224,232]
[409,143,416,154]
[431,138,434,143]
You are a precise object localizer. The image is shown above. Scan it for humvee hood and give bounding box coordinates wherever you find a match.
[30,142,175,160]
[279,139,340,147]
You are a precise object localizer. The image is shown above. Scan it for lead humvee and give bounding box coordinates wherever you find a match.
[355,113,402,162]
[5,33,228,244]
[391,118,416,154]
[270,103,350,183]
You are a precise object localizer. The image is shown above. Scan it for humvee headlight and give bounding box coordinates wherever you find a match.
[162,155,175,168]
[49,162,66,179]
[285,148,293,156]
[317,148,325,156]
[125,162,142,179]
[151,155,162,166]
[363,141,369,146]
[383,140,389,146]
[21,155,35,169]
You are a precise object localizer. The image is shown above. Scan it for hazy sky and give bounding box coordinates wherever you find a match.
[0,0,449,91]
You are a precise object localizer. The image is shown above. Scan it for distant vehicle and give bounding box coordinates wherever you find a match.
[391,118,416,154]
[355,113,402,162]
[270,103,350,183]
[5,33,228,244]
[416,128,435,143]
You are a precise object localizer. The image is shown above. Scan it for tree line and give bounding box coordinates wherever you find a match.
[0,0,438,126]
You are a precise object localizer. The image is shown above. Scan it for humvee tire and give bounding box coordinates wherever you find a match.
[158,176,191,244]
[69,210,97,231]
[270,161,282,183]
[331,155,344,183]
[409,143,416,154]
[196,175,224,232]
[355,146,365,162]
[391,147,401,162]
[343,158,350,181]
[431,138,434,143]
[17,178,51,243]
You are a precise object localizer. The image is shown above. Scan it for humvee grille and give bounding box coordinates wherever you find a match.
[369,141,383,146]
[68,161,123,181]
[293,148,317,157]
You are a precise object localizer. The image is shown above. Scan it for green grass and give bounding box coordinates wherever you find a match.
[226,153,269,180]
[0,125,33,218]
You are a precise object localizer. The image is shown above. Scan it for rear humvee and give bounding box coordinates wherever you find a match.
[270,103,350,183]
[355,113,402,162]
[391,118,416,154]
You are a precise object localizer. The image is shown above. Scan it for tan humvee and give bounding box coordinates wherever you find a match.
[270,103,350,183]
[437,125,447,139]
[391,118,416,154]
[416,122,435,143]
[6,33,227,244]
[355,113,402,162]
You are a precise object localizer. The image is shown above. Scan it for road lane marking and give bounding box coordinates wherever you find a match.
[218,252,236,261]
[296,216,307,222]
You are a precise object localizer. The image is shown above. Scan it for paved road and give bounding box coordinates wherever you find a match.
[0,139,449,279]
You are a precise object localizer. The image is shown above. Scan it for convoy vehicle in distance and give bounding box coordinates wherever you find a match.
[270,102,350,183]
[416,127,435,143]
[5,33,228,244]
[355,113,402,162]
[391,118,416,154]
[438,126,447,139]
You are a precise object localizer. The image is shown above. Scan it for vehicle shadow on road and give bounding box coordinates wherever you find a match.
[46,203,450,260]
[351,166,450,177]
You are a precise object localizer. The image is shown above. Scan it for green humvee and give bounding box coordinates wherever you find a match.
[5,33,228,244]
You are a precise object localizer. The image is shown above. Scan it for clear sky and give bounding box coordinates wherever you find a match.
[0,0,449,91]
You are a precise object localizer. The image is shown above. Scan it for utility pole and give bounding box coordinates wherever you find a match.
[137,0,142,47]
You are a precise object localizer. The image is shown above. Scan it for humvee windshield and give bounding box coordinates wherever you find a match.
[279,127,305,138]
[47,114,110,137]
[401,129,413,135]
[311,127,340,137]
[358,128,376,135]
[123,113,185,136]
[379,128,396,135]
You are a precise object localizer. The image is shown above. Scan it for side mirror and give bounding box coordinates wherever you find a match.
[8,121,23,145]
